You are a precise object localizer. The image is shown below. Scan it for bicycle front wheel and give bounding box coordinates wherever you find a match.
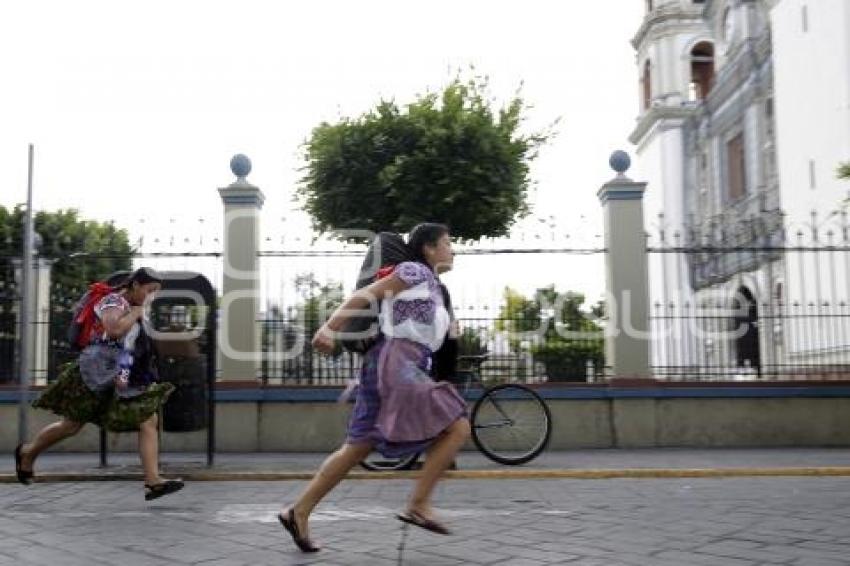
[471,384,552,465]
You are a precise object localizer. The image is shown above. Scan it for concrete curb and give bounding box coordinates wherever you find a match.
[4,467,850,483]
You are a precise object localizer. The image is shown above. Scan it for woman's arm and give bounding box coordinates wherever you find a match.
[100,305,145,339]
[312,273,410,353]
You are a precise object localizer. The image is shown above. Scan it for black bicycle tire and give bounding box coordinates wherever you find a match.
[359,452,420,471]
[471,383,552,465]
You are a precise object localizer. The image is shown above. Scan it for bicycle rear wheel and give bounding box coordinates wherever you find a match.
[359,451,420,471]
[471,384,551,465]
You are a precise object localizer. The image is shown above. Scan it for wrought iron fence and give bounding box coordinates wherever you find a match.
[0,263,20,384]
[258,315,605,385]
[0,298,16,384]
[5,213,849,386]
[647,214,850,380]
[0,221,609,386]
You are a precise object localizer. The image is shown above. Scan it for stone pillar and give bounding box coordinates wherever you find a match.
[218,154,265,381]
[597,151,651,379]
[12,255,52,386]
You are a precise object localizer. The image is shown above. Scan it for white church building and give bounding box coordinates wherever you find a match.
[630,0,850,378]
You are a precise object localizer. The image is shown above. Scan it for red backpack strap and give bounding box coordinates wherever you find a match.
[75,282,114,331]
[90,281,112,296]
[376,265,396,280]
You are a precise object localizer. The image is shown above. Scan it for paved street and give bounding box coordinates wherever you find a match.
[2,475,849,565]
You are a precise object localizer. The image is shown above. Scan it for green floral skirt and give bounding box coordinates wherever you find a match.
[33,362,174,432]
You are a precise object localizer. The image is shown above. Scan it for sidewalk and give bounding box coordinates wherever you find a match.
[5,447,850,483]
[5,470,850,565]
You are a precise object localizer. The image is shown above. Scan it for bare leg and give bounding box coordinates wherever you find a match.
[406,418,470,520]
[283,442,372,540]
[20,419,84,470]
[138,413,161,485]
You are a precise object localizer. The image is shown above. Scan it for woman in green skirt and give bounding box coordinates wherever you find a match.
[14,267,184,501]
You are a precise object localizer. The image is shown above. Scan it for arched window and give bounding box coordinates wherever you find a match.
[689,42,715,101]
[642,60,652,110]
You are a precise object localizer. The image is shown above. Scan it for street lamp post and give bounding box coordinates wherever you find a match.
[18,144,35,445]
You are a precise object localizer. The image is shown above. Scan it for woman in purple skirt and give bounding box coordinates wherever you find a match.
[278,223,470,552]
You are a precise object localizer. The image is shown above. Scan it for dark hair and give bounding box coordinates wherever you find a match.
[105,270,132,288]
[406,223,449,266]
[118,267,163,289]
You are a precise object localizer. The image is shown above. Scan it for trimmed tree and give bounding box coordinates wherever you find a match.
[298,75,555,240]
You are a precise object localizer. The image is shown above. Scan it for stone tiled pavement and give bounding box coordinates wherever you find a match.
[2,474,850,565]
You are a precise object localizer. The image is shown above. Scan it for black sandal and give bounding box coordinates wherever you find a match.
[397,509,451,535]
[144,479,184,501]
[278,508,320,553]
[14,444,34,485]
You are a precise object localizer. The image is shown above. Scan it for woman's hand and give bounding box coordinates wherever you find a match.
[114,372,129,390]
[312,325,336,354]
[101,304,145,339]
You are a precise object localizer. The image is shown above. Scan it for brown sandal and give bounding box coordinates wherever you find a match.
[14,444,34,485]
[278,508,320,553]
[396,510,451,535]
[144,479,184,500]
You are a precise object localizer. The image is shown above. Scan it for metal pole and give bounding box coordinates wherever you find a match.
[18,144,34,445]
[99,427,108,467]
[207,305,216,467]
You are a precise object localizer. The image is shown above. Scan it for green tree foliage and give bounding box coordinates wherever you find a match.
[838,162,850,180]
[298,75,555,240]
[496,285,604,382]
[495,287,544,336]
[457,325,488,357]
[261,275,346,379]
[0,206,133,307]
[294,273,344,357]
[293,273,344,329]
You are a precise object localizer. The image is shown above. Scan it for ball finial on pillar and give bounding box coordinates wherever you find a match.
[230,154,252,183]
[609,150,631,176]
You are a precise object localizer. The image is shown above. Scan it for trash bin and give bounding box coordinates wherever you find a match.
[158,354,207,432]
[154,305,208,432]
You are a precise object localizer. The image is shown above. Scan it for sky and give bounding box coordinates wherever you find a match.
[1,0,646,312]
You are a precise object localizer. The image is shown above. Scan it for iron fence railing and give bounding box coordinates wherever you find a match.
[648,217,850,381]
[650,302,850,381]
[258,316,605,385]
[4,217,849,386]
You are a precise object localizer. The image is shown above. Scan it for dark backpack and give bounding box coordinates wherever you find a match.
[340,232,414,353]
[67,282,114,351]
[431,283,458,381]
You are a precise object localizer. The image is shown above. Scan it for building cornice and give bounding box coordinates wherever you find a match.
[629,106,698,146]
[632,5,707,50]
[218,183,266,209]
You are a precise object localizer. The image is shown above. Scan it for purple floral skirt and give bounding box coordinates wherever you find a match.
[346,337,467,458]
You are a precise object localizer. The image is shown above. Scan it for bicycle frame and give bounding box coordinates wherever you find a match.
[455,355,516,428]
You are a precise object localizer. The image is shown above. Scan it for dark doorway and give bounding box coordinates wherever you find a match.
[733,287,761,375]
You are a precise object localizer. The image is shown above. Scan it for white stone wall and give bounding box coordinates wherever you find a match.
[770,0,850,364]
[771,0,850,226]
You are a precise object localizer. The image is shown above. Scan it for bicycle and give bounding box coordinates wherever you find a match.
[360,354,552,471]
